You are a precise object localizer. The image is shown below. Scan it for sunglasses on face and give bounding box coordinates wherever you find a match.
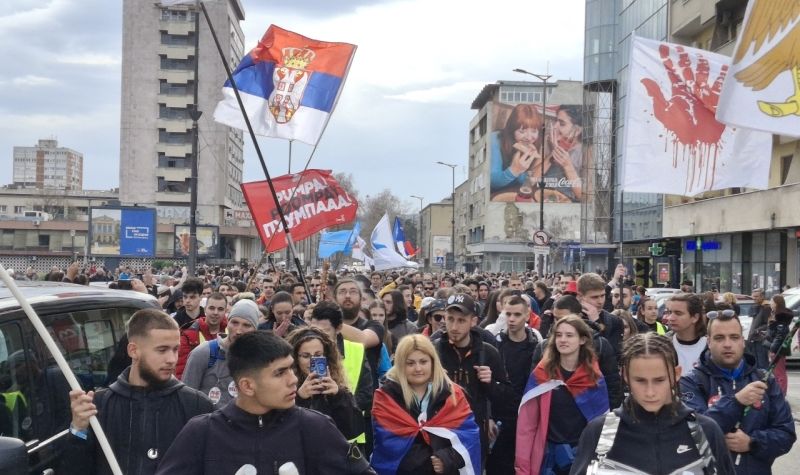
[424,287,435,291]
[431,313,445,322]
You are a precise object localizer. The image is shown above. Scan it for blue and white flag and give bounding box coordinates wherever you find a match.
[392,217,410,258]
[371,214,417,271]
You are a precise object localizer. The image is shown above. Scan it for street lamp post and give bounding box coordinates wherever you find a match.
[410,195,423,263]
[435,162,456,271]
[512,68,551,232]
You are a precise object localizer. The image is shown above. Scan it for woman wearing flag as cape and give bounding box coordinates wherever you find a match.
[371,334,481,475]
[515,315,609,475]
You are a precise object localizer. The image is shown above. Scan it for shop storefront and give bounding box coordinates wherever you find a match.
[681,232,786,296]
[619,239,681,288]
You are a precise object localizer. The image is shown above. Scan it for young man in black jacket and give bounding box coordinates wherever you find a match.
[434,293,512,466]
[156,331,368,474]
[577,272,624,361]
[61,308,213,475]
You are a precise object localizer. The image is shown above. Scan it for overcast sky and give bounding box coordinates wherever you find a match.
[0,0,585,209]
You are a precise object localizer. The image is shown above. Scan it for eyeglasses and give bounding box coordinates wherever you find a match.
[707,309,737,319]
[424,287,435,291]
[431,313,445,322]
[298,352,324,359]
[336,289,361,297]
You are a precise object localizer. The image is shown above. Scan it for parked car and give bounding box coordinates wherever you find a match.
[645,287,681,297]
[0,281,159,474]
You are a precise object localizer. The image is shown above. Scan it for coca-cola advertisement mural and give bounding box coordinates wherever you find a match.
[489,101,583,203]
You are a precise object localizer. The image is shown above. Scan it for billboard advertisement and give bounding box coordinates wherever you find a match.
[90,207,156,257]
[489,102,583,203]
[174,225,219,258]
[431,235,451,267]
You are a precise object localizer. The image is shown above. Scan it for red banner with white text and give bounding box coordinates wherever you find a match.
[241,169,358,252]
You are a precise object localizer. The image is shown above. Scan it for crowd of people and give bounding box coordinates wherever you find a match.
[24,260,798,474]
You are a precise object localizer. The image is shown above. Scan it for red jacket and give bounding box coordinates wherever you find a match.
[176,316,227,379]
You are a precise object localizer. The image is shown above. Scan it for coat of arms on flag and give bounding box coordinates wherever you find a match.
[622,36,772,196]
[214,25,356,145]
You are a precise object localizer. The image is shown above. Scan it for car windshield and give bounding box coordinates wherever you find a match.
[783,291,800,311]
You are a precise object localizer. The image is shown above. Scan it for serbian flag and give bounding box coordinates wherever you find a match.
[516,362,608,474]
[371,384,481,475]
[213,25,356,145]
[241,169,357,252]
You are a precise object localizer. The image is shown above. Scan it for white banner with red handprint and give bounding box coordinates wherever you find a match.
[623,36,772,196]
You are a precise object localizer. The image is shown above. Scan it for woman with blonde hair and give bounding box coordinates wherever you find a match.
[286,327,363,440]
[371,334,480,475]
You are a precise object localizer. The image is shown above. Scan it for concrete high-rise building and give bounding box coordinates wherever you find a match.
[119,0,245,228]
[13,139,83,190]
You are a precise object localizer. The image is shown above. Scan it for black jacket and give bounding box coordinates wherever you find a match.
[295,385,364,440]
[766,310,794,357]
[380,380,465,475]
[532,320,623,409]
[433,328,512,425]
[587,310,624,361]
[60,367,213,475]
[155,401,360,475]
[570,400,735,475]
[173,306,205,329]
[495,328,541,418]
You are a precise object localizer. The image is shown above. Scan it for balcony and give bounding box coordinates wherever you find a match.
[158,44,195,60]
[157,69,194,84]
[157,118,191,133]
[156,191,191,203]
[671,0,716,39]
[157,168,191,182]
[156,143,192,156]
[157,93,193,109]
[159,20,194,36]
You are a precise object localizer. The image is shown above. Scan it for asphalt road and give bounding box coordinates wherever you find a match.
[772,368,800,473]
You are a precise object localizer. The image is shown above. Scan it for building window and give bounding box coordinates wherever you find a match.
[780,154,793,185]
[160,56,195,71]
[157,177,190,193]
[158,129,191,144]
[38,235,50,247]
[14,206,24,214]
[161,9,196,22]
[160,31,195,46]
[158,153,189,168]
[158,104,190,120]
[159,80,195,96]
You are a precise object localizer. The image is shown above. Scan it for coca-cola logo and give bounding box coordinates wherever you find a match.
[543,177,582,188]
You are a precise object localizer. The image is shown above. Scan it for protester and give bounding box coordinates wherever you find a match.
[576,273,624,361]
[60,309,213,475]
[257,290,306,337]
[371,334,481,475]
[434,293,512,466]
[156,331,369,474]
[383,289,417,346]
[571,333,734,474]
[766,294,794,394]
[181,299,259,406]
[663,293,707,371]
[286,326,364,440]
[679,311,796,474]
[612,309,640,342]
[175,291,227,379]
[515,316,609,475]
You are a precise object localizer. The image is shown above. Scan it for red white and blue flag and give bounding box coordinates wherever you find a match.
[371,384,481,475]
[214,25,356,145]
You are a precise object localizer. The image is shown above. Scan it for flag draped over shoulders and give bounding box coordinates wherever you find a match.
[515,361,608,475]
[371,384,481,475]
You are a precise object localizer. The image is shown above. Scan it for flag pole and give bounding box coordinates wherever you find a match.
[198,2,311,299]
[0,263,123,475]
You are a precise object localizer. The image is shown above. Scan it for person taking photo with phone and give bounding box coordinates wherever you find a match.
[286,326,364,440]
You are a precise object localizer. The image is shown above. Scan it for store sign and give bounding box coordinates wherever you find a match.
[685,239,722,251]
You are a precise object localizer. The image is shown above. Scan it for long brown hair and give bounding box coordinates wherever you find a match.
[542,315,597,383]
[369,300,393,354]
[286,327,348,390]
[500,104,543,169]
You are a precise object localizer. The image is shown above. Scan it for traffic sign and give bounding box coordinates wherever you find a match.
[532,245,550,254]
[532,230,550,246]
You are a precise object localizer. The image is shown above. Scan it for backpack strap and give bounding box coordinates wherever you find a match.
[687,413,717,474]
[207,339,224,369]
[593,411,620,464]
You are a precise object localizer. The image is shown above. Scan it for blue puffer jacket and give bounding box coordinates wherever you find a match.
[679,349,796,475]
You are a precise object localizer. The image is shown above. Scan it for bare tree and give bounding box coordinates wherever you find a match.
[359,189,410,238]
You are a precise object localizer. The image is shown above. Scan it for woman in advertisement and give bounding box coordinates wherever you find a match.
[527,105,583,203]
[490,104,583,203]
[490,103,543,190]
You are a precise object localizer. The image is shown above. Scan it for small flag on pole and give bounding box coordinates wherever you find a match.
[213,25,356,145]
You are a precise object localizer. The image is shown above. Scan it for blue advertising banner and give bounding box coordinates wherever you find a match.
[120,208,156,257]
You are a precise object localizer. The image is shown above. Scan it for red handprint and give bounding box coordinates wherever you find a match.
[640,44,729,192]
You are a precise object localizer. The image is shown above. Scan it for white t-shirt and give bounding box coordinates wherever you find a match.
[672,334,707,371]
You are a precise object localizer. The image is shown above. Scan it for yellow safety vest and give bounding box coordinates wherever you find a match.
[656,322,667,335]
[342,340,366,444]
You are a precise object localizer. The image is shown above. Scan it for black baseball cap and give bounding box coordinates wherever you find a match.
[445,293,478,316]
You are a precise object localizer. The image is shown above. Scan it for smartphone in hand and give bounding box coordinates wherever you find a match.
[310,356,327,377]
